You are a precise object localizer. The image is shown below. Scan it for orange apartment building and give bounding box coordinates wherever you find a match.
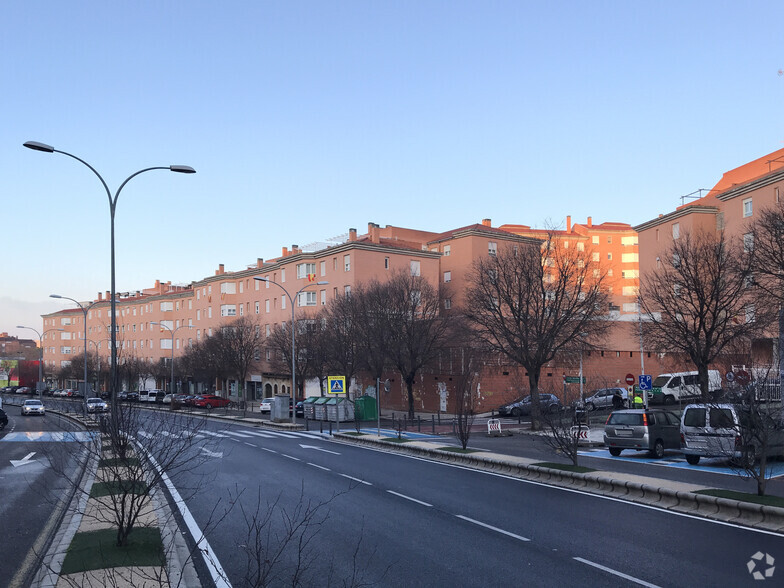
[634,147,784,374]
[42,219,665,412]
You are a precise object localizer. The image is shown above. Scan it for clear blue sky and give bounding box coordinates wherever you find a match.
[3,1,784,339]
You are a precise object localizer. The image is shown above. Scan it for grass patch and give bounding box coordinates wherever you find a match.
[342,431,366,436]
[99,457,141,468]
[694,489,784,508]
[381,437,412,443]
[532,461,597,474]
[437,446,480,454]
[61,527,164,574]
[91,480,148,498]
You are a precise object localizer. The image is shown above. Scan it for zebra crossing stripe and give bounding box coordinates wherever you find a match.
[239,430,276,438]
[224,431,255,439]
[199,430,230,438]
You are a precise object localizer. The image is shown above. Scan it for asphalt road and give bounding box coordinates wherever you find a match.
[144,414,784,587]
[0,400,86,588]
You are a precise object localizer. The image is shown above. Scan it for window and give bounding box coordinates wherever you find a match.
[208,307,213,318]
[622,286,638,296]
[320,260,326,277]
[255,301,260,314]
[563,241,569,248]
[607,236,612,244]
[607,253,612,261]
[321,289,326,305]
[384,257,389,269]
[576,242,584,251]
[443,245,451,256]
[592,251,600,262]
[344,285,351,296]
[220,305,236,317]
[239,304,244,316]
[622,253,639,263]
[281,268,286,282]
[61,317,72,326]
[592,236,599,244]
[410,260,421,276]
[196,310,201,321]
[444,271,451,283]
[743,232,754,253]
[743,198,753,218]
[281,296,286,310]
[621,270,639,279]
[299,291,316,306]
[672,223,680,239]
[344,255,351,272]
[488,241,497,256]
[265,300,270,313]
[220,282,236,295]
[255,279,259,291]
[776,187,780,203]
[444,298,452,310]
[746,305,755,323]
[672,253,681,268]
[607,269,613,276]
[160,339,172,350]
[297,263,316,279]
[188,300,192,310]
[197,290,200,301]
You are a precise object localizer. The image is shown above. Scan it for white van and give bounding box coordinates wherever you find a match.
[651,371,721,404]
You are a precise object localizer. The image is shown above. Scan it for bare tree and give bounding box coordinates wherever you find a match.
[213,316,263,405]
[381,271,452,419]
[465,232,610,428]
[267,311,330,400]
[450,335,483,450]
[640,230,770,400]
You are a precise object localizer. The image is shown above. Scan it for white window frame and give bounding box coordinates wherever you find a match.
[743,198,753,218]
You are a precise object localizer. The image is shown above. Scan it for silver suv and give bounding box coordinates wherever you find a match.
[604,409,681,458]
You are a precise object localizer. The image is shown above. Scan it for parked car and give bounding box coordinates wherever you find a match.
[0,407,8,430]
[680,403,784,466]
[22,399,46,416]
[15,386,31,395]
[181,395,197,406]
[295,401,304,417]
[126,391,140,402]
[650,370,722,405]
[162,394,173,404]
[259,398,272,413]
[117,391,128,401]
[497,394,562,417]
[146,390,166,403]
[604,408,681,458]
[580,387,630,411]
[194,395,231,409]
[86,397,109,413]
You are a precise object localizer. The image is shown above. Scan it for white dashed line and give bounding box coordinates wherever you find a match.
[262,448,277,454]
[339,474,372,486]
[282,454,300,461]
[573,557,661,587]
[244,442,257,448]
[455,515,529,542]
[387,491,432,507]
[225,431,254,438]
[308,463,331,471]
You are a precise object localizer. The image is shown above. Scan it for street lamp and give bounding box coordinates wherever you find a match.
[50,294,101,413]
[151,322,193,404]
[24,141,195,420]
[254,277,328,424]
[16,325,64,398]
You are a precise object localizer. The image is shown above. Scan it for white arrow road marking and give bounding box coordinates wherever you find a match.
[200,448,224,458]
[11,452,37,467]
[299,444,341,455]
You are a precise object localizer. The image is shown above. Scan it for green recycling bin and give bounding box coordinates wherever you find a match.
[354,395,378,421]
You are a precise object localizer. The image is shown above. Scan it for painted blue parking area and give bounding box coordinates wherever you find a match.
[357,427,441,440]
[0,431,98,442]
[579,448,784,478]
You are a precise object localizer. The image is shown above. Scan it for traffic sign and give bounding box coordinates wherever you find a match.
[564,376,585,384]
[625,373,635,386]
[736,370,751,386]
[327,376,346,395]
[638,375,652,391]
[725,371,735,383]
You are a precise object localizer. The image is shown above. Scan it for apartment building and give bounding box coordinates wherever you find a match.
[42,218,663,411]
[634,147,784,370]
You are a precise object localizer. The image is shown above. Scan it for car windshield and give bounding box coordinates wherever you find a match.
[25,400,42,406]
[87,398,102,403]
[652,376,670,387]
[607,413,643,426]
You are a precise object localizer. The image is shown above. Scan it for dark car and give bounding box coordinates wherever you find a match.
[604,408,681,458]
[0,407,8,430]
[497,394,562,417]
[126,391,140,402]
[295,401,304,417]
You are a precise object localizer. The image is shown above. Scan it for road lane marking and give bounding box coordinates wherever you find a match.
[239,430,275,438]
[262,431,301,439]
[282,454,300,461]
[262,448,277,454]
[200,448,224,458]
[225,431,254,439]
[455,515,529,542]
[199,430,230,438]
[11,452,37,468]
[244,442,257,448]
[308,463,331,471]
[387,491,432,507]
[339,474,372,486]
[299,444,340,455]
[574,557,661,588]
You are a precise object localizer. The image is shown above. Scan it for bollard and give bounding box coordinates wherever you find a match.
[320,419,323,434]
[329,421,333,436]
[417,415,421,432]
[431,414,435,435]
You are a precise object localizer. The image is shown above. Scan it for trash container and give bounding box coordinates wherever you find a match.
[314,397,330,420]
[326,397,354,421]
[302,396,319,420]
[354,395,377,421]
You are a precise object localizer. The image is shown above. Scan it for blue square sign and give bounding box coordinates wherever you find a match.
[638,375,652,390]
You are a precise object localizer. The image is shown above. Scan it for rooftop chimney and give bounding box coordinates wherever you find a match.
[105,291,110,300]
[349,228,357,242]
[566,215,572,232]
[215,264,225,276]
[282,247,289,257]
[257,258,264,268]
[292,244,300,254]
[587,216,592,227]
[368,222,380,243]
[482,218,492,227]
[98,292,103,301]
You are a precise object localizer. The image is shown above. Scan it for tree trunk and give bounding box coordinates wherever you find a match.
[405,376,415,419]
[528,369,542,431]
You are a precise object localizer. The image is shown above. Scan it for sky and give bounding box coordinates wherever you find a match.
[3,1,784,340]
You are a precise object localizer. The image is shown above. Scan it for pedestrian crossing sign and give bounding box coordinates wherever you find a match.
[328,376,346,395]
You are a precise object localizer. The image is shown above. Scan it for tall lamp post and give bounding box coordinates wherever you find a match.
[50,295,100,413]
[16,325,64,398]
[254,277,328,424]
[151,322,193,403]
[24,141,195,420]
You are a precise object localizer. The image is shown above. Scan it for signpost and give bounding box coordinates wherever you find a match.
[327,376,345,395]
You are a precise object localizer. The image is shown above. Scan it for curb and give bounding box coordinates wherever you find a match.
[334,433,784,534]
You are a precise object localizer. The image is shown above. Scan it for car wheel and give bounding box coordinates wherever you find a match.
[609,448,622,457]
[650,439,665,459]
[686,455,700,465]
[664,395,675,405]
[511,407,521,417]
[586,402,596,412]
[548,404,560,414]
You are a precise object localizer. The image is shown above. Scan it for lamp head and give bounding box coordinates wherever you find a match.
[23,141,55,153]
[50,294,63,299]
[316,281,329,286]
[170,165,196,174]
[254,277,268,282]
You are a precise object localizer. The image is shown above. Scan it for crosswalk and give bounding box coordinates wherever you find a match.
[138,427,328,442]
